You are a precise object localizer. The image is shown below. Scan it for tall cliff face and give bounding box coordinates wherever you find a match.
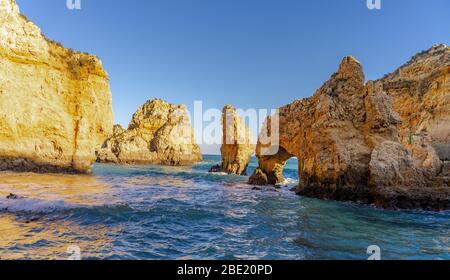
[97,99,202,165]
[210,105,254,175]
[378,44,450,160]
[249,46,450,210]
[0,0,114,173]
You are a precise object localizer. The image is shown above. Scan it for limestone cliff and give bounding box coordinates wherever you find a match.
[0,0,114,173]
[97,99,202,165]
[379,44,450,161]
[249,45,449,210]
[209,105,254,175]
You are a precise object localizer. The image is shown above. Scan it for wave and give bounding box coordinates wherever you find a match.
[0,197,131,215]
[275,177,299,186]
[0,197,77,213]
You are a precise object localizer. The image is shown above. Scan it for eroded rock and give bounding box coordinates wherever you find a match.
[0,0,114,173]
[6,193,20,200]
[249,46,450,210]
[379,44,450,161]
[97,99,202,165]
[210,105,254,175]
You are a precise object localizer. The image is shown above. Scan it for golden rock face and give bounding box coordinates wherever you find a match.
[0,0,114,173]
[215,105,254,176]
[379,44,450,160]
[249,47,450,210]
[97,99,202,166]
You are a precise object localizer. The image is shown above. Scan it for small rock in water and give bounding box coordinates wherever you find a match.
[293,237,318,249]
[6,193,20,200]
[251,186,280,192]
[209,164,222,173]
[25,217,40,224]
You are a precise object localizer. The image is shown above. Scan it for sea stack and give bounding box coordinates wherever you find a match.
[0,0,114,173]
[249,46,450,210]
[209,105,254,175]
[97,99,202,165]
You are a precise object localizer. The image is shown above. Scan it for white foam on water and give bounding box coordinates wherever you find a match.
[275,177,299,187]
[0,197,79,213]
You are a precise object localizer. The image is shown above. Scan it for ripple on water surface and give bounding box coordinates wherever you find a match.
[0,156,449,260]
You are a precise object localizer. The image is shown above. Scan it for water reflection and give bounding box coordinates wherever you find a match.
[0,172,114,205]
[0,214,118,260]
[0,160,449,260]
[0,172,120,259]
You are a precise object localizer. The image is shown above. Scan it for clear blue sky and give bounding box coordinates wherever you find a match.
[17,0,449,153]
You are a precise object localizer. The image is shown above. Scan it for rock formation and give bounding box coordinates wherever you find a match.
[209,105,254,175]
[0,0,114,173]
[249,45,450,210]
[97,99,202,165]
[379,44,450,161]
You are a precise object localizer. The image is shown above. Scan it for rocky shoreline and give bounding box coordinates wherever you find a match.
[248,46,450,211]
[0,0,448,210]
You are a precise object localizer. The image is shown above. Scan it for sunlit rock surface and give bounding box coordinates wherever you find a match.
[379,44,450,161]
[249,46,450,210]
[0,0,114,173]
[210,105,254,175]
[97,99,202,165]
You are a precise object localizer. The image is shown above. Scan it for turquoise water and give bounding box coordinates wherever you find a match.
[0,155,448,260]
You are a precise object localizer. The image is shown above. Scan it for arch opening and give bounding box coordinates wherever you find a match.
[248,146,296,185]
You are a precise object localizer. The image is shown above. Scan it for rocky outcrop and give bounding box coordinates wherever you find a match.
[379,44,450,161]
[249,45,450,210]
[368,141,449,209]
[209,105,254,175]
[0,0,114,173]
[97,99,202,165]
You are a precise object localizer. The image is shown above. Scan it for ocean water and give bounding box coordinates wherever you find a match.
[0,155,448,260]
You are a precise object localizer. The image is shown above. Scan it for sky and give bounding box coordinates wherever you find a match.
[16,0,449,154]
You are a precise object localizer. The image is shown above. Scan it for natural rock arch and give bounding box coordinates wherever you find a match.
[250,56,374,192]
[249,47,450,210]
[249,146,294,185]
